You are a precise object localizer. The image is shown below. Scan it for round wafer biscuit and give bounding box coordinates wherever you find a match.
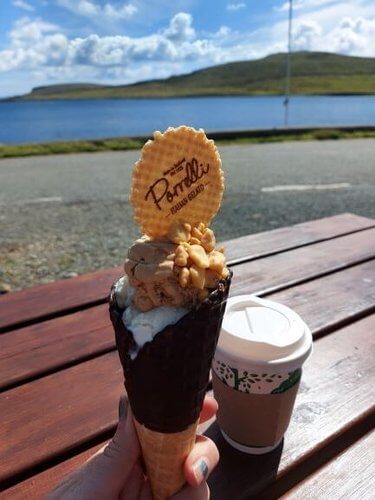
[130,126,224,238]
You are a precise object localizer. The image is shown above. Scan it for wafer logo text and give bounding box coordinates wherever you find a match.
[145,157,210,211]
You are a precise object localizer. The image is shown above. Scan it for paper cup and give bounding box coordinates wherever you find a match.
[212,295,312,454]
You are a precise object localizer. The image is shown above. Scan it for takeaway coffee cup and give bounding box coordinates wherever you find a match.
[212,295,312,454]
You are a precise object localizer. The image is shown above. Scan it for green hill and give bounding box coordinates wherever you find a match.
[8,52,375,100]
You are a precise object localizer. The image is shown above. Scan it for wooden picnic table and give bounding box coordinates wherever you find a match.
[1,212,374,499]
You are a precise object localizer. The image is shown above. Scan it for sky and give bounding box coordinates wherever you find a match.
[0,0,374,97]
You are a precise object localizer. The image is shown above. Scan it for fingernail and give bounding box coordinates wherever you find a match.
[193,458,209,485]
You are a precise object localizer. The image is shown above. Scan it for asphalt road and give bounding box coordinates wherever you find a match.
[1,139,374,290]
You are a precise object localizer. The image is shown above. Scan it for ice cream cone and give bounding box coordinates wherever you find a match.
[134,418,198,500]
[109,275,231,499]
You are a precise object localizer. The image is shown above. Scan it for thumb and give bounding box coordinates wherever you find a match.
[96,396,141,485]
[48,397,142,500]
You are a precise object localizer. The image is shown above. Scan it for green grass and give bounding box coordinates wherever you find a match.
[1,129,374,159]
[7,52,375,101]
[0,138,143,158]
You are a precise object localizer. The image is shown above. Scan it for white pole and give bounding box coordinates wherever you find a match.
[284,0,293,127]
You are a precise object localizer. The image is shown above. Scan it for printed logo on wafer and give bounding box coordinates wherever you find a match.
[130,126,224,238]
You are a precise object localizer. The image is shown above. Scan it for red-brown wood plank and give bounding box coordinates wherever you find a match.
[0,304,111,391]
[280,430,375,500]
[231,228,375,295]
[0,403,214,500]
[1,213,373,332]
[1,443,105,500]
[0,352,123,484]
[269,260,375,337]
[2,315,374,496]
[0,266,122,333]
[1,237,374,392]
[223,212,375,264]
[0,262,374,484]
[206,314,375,499]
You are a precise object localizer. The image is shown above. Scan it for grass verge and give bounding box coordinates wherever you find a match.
[1,129,375,159]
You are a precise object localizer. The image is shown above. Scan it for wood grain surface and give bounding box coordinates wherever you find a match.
[2,315,374,497]
[223,213,375,264]
[1,301,374,488]
[0,352,123,484]
[230,228,375,296]
[0,304,111,391]
[0,266,122,333]
[1,214,374,498]
[269,260,375,336]
[206,314,375,499]
[2,443,106,500]
[1,213,372,332]
[279,430,375,500]
[1,232,374,392]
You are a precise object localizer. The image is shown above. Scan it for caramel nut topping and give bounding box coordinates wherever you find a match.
[198,222,206,233]
[201,228,216,252]
[191,227,203,240]
[179,267,190,288]
[189,237,201,245]
[221,267,230,279]
[174,245,189,267]
[189,265,206,290]
[188,244,210,269]
[167,221,191,244]
[209,250,226,273]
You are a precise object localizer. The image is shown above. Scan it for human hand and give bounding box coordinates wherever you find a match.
[47,395,219,500]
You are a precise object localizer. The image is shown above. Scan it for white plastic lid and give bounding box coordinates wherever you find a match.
[216,295,312,372]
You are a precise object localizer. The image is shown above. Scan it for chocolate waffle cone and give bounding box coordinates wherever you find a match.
[109,274,231,498]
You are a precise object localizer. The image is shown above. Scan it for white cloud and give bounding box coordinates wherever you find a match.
[0,14,215,73]
[293,20,322,50]
[226,3,246,11]
[291,16,375,56]
[1,8,375,93]
[163,13,196,42]
[56,0,138,21]
[12,0,35,11]
[10,17,61,45]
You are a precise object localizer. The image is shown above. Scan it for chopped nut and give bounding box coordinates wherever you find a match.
[217,246,225,254]
[179,267,190,288]
[189,237,201,245]
[174,245,189,267]
[209,250,226,273]
[201,228,216,252]
[168,221,191,244]
[189,265,206,289]
[221,267,230,279]
[191,227,203,240]
[198,222,206,233]
[188,244,210,268]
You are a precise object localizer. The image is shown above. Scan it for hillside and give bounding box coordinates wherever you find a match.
[8,52,375,100]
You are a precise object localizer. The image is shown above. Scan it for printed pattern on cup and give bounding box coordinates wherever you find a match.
[213,359,301,394]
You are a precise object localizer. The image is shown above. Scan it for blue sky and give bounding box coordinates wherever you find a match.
[0,0,374,97]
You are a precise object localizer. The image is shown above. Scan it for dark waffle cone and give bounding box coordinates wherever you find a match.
[109,274,231,433]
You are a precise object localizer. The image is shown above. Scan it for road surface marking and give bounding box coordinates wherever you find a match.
[261,183,351,193]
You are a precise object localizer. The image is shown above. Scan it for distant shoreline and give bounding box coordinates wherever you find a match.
[2,92,375,102]
[3,51,375,101]
[1,126,374,159]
